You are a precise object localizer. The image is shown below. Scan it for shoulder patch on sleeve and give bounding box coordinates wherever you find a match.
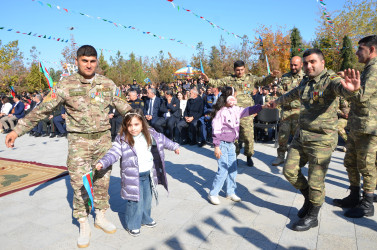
[329,75,341,80]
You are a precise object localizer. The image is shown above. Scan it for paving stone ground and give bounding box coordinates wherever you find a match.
[1,133,377,250]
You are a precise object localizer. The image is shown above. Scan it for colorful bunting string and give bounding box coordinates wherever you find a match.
[317,0,340,49]
[32,0,198,50]
[0,26,69,43]
[166,0,250,45]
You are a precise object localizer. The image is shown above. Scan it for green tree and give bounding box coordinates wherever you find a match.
[340,35,356,70]
[25,63,48,92]
[208,46,223,79]
[290,27,303,57]
[49,68,63,82]
[97,51,110,76]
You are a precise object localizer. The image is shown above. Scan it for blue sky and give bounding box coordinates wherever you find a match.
[0,0,345,70]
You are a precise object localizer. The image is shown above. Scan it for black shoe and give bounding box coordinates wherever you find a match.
[126,228,140,237]
[29,131,35,136]
[142,220,157,228]
[246,156,254,167]
[298,188,310,218]
[374,194,377,203]
[49,133,56,138]
[42,133,49,137]
[198,141,206,147]
[34,132,41,137]
[333,186,360,208]
[344,192,374,218]
[189,140,197,146]
[57,133,67,138]
[292,204,321,231]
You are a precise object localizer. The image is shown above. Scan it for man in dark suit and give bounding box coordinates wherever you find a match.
[1,95,25,133]
[176,88,203,145]
[154,89,180,139]
[143,88,162,129]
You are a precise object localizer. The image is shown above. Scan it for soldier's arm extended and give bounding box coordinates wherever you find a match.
[274,86,300,107]
[329,75,360,99]
[207,77,229,88]
[111,86,132,116]
[254,74,275,88]
[356,66,377,103]
[13,91,64,137]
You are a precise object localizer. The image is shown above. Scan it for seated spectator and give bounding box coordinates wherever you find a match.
[198,88,215,147]
[154,89,180,139]
[30,95,45,136]
[176,88,203,145]
[0,95,25,133]
[109,105,122,141]
[177,91,188,118]
[128,90,144,110]
[51,105,67,138]
[143,88,162,129]
[0,97,13,133]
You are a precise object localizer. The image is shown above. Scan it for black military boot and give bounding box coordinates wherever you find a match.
[344,192,374,218]
[247,156,254,167]
[297,188,310,218]
[333,186,360,208]
[292,203,321,231]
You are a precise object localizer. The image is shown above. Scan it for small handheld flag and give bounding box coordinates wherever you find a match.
[82,171,94,212]
[10,86,16,98]
[265,54,271,75]
[200,59,204,74]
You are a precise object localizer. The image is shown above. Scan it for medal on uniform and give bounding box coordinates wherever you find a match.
[310,99,313,104]
[319,98,324,104]
[313,91,319,101]
[319,91,324,104]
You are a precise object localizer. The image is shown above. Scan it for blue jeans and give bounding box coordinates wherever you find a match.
[209,141,238,196]
[124,171,154,230]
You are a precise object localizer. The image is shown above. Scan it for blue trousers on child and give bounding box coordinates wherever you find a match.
[125,171,154,230]
[209,141,237,196]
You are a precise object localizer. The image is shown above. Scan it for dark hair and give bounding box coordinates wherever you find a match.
[358,35,377,48]
[119,108,151,148]
[210,86,236,119]
[303,48,324,60]
[14,95,21,100]
[77,45,97,58]
[234,60,245,69]
[2,96,9,103]
[165,89,173,96]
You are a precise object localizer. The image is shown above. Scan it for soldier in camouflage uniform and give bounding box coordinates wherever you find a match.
[272,56,304,166]
[5,45,131,248]
[201,60,279,166]
[336,97,350,152]
[269,49,360,231]
[333,35,377,218]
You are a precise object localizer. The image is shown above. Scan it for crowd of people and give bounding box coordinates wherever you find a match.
[4,35,377,247]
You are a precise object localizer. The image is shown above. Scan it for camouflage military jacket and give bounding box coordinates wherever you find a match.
[278,70,304,110]
[265,93,279,103]
[208,73,275,106]
[347,57,377,135]
[14,73,131,136]
[275,69,358,142]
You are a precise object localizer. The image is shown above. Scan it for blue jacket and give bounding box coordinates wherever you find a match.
[12,102,25,119]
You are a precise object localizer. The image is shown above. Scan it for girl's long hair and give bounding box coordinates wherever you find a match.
[210,86,236,119]
[119,108,152,148]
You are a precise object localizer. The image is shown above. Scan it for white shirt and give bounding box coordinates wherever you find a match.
[1,103,12,115]
[179,100,187,117]
[133,133,154,173]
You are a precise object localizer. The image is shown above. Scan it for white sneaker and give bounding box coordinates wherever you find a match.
[208,195,220,205]
[226,194,241,202]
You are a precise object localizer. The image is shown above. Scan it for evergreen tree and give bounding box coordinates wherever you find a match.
[340,35,355,70]
[290,27,303,57]
[208,46,223,79]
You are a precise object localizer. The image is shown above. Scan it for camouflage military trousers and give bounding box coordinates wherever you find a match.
[236,115,254,157]
[337,118,348,142]
[283,137,334,206]
[344,131,377,192]
[67,131,113,219]
[276,109,299,158]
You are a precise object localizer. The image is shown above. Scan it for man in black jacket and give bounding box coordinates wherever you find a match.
[154,89,180,139]
[176,88,203,145]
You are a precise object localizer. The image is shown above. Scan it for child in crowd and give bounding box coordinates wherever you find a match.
[208,86,264,205]
[96,108,180,236]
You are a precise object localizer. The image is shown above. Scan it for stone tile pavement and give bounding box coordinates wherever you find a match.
[1,133,377,249]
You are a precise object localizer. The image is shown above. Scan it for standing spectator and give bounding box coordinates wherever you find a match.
[198,88,215,147]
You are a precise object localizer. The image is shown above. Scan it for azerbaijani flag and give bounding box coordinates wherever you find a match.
[39,62,54,89]
[10,86,16,98]
[82,171,94,212]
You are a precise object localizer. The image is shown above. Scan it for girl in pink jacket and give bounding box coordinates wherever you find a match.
[208,86,263,205]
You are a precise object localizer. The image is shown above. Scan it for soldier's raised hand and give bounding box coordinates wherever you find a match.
[96,162,103,171]
[5,131,18,148]
[271,70,280,77]
[341,69,361,92]
[201,73,209,82]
